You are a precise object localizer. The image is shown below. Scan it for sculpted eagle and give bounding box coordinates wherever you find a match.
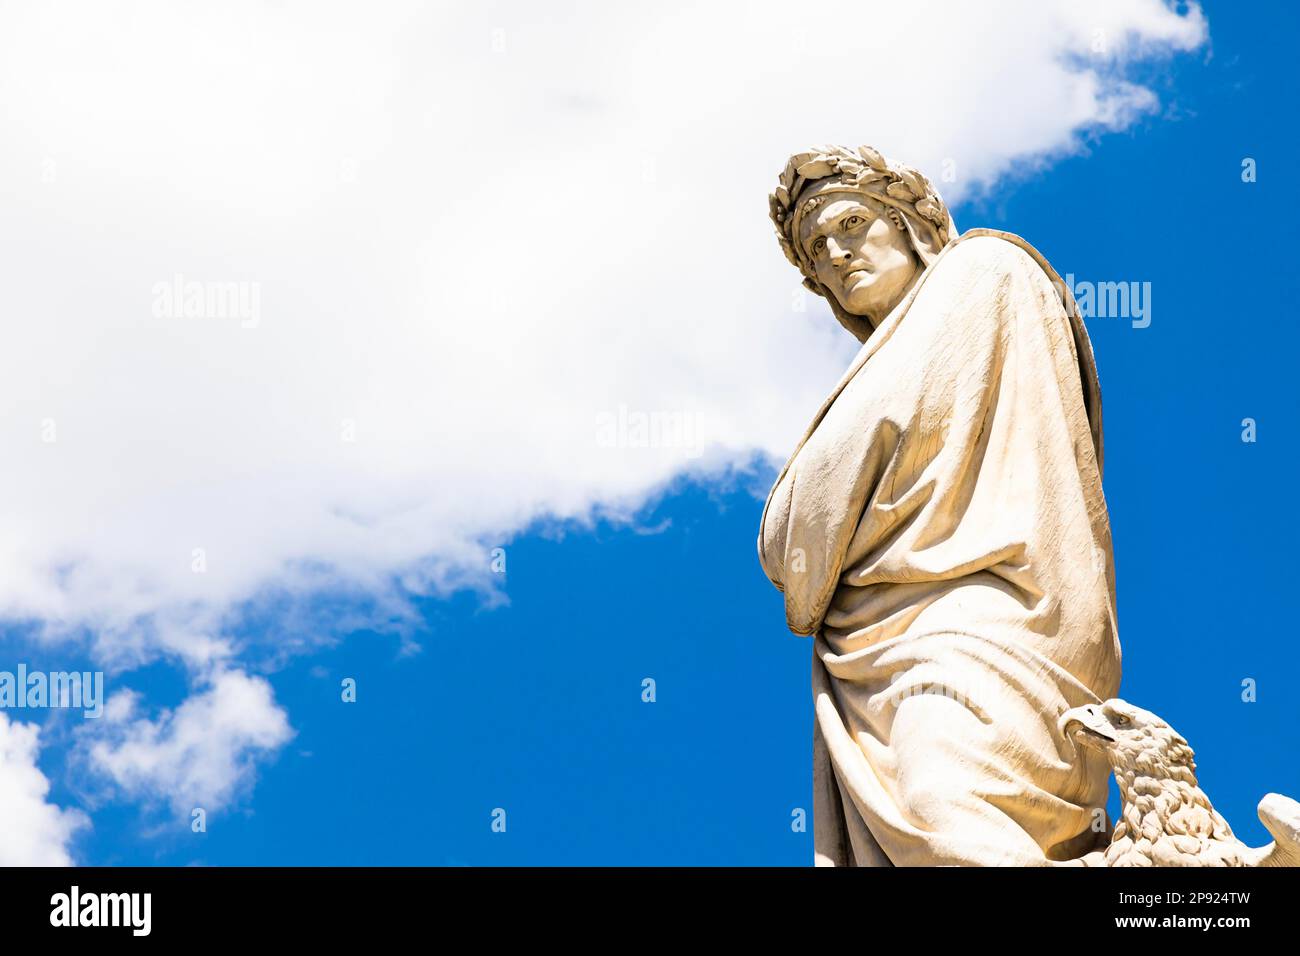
[1058,699,1300,867]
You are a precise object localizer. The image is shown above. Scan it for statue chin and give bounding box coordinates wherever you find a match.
[838,293,882,321]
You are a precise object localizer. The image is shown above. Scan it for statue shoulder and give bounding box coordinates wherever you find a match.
[940,229,1052,278]
[918,229,1066,311]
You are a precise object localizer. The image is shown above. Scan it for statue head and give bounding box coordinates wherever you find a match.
[769,145,957,341]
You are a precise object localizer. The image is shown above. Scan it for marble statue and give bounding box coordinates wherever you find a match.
[759,144,1298,867]
[760,144,1116,865]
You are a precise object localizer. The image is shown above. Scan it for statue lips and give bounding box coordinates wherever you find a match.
[841,263,872,290]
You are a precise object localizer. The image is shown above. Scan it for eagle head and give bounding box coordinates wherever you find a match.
[1057,698,1198,782]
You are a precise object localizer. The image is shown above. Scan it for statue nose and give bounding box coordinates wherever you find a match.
[824,237,850,264]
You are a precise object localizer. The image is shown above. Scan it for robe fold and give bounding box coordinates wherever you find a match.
[759,230,1122,866]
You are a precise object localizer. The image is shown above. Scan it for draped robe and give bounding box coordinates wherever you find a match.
[758,230,1122,866]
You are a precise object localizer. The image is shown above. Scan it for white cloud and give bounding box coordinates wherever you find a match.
[0,2,1205,813]
[0,714,88,865]
[82,670,293,815]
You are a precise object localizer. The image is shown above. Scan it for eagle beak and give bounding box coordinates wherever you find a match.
[1058,704,1116,744]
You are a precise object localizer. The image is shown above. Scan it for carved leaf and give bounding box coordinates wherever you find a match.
[915,196,940,222]
[857,145,887,170]
[796,159,835,179]
[886,180,916,201]
[899,168,926,197]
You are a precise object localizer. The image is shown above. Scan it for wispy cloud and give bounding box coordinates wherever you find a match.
[79,669,293,816]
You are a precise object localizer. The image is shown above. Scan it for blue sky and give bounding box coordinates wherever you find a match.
[1,1,1296,865]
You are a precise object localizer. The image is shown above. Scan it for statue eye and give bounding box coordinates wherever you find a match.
[1114,715,1130,726]
[844,215,864,228]
[812,237,827,256]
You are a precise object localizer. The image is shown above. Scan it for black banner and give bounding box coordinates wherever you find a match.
[0,866,1286,942]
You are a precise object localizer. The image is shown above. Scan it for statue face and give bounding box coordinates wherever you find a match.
[798,192,918,321]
